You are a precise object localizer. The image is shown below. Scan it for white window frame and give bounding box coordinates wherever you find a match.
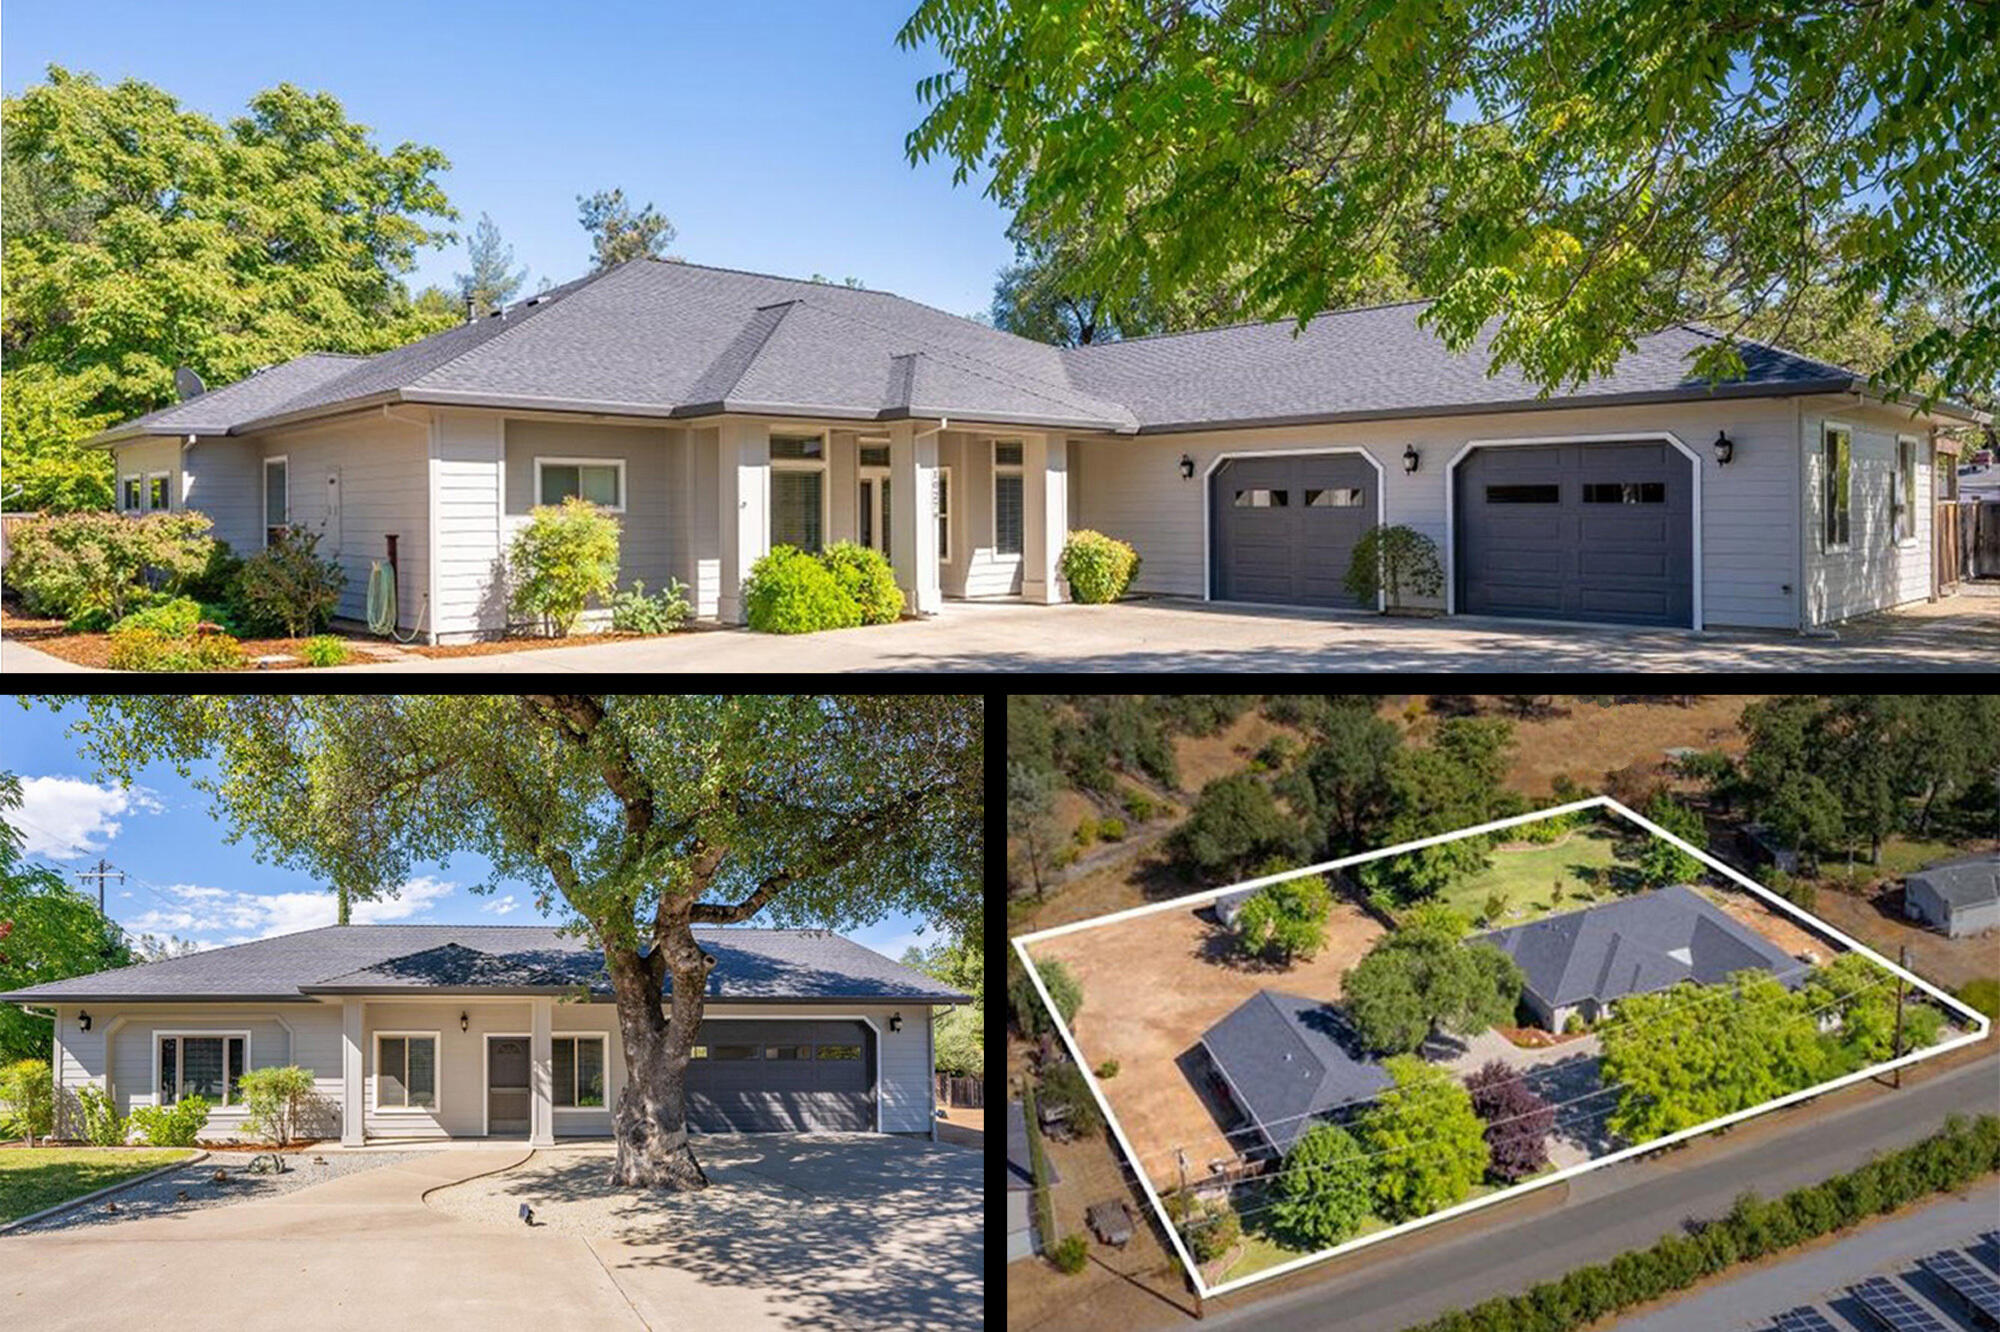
[993,440,1024,559]
[263,454,290,548]
[936,465,953,564]
[373,1030,441,1114]
[768,429,830,554]
[146,471,172,512]
[533,456,627,514]
[1821,422,1852,552]
[550,1032,609,1111]
[1893,435,1919,547]
[121,476,142,512]
[152,1029,251,1108]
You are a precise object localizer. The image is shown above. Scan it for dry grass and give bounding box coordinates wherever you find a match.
[1170,711,1304,794]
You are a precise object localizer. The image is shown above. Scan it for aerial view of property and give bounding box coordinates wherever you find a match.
[1007,694,2000,1332]
[1,694,983,1330]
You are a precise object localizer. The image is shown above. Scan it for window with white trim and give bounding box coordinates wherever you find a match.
[147,473,171,511]
[1893,437,1917,543]
[770,433,827,554]
[536,457,625,511]
[994,441,1023,556]
[159,1034,245,1106]
[121,477,142,512]
[1822,424,1852,550]
[375,1033,438,1109]
[552,1036,606,1107]
[264,456,289,547]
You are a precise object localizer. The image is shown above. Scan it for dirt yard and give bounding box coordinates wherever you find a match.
[1026,898,1384,1191]
[1170,711,1304,794]
[1804,884,2000,994]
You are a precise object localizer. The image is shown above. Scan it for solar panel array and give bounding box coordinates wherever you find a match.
[1770,1307,1841,1332]
[1850,1275,1949,1332]
[1920,1248,2000,1326]
[1981,1232,2000,1262]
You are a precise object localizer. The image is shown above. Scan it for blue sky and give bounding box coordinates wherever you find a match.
[0,0,1014,318]
[1,699,943,962]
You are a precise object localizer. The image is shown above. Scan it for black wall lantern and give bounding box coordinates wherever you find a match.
[1178,454,1195,480]
[78,1010,92,1032]
[1402,445,1421,474]
[888,1013,903,1033]
[1712,431,1734,465]
[460,1011,470,1033]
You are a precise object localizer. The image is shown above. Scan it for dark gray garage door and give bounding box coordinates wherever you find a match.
[687,1019,873,1131]
[1455,441,1693,626]
[1211,454,1375,608]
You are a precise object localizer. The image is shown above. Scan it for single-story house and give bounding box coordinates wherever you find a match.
[0,923,967,1145]
[1008,1098,1060,1263]
[1903,857,2000,938]
[86,258,1986,641]
[1196,989,1390,1158]
[1477,884,1803,1030]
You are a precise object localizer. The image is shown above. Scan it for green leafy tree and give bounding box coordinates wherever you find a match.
[1270,1121,1375,1247]
[578,188,677,271]
[1013,956,1081,1037]
[1805,952,1943,1070]
[24,694,981,1189]
[902,1,1998,406]
[1344,526,1445,613]
[1354,718,1520,904]
[237,1065,323,1147]
[0,1058,55,1145]
[904,937,983,1075]
[1278,707,1401,855]
[1007,760,1062,898]
[1170,773,1305,883]
[6,511,216,620]
[1359,1055,1489,1222]
[507,496,621,636]
[454,212,528,316]
[412,285,459,322]
[1036,1060,1103,1135]
[1635,793,1707,888]
[1342,909,1524,1055]
[1234,873,1334,964]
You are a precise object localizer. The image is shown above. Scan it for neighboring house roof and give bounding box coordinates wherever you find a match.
[0,924,969,1005]
[1198,989,1391,1157]
[90,262,1986,446]
[1477,884,1801,1012]
[1007,1099,1060,1193]
[1907,857,2000,910]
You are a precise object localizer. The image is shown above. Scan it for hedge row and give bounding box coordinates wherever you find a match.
[1408,1113,2000,1332]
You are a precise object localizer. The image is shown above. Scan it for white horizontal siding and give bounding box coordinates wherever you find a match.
[182,438,263,553]
[429,410,506,640]
[1802,402,1935,624]
[501,419,681,613]
[256,416,429,626]
[109,439,180,515]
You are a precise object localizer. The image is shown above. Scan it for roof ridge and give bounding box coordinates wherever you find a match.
[903,345,1136,423]
[1064,297,1438,352]
[685,299,802,406]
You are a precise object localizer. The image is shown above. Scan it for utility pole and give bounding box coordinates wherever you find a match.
[1891,944,1909,1088]
[74,858,124,913]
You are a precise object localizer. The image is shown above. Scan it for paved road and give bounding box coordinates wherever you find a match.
[1610,1179,2000,1332]
[1207,1052,2000,1332]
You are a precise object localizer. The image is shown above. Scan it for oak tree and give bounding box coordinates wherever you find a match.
[1269,1121,1374,1248]
[1359,1055,1489,1222]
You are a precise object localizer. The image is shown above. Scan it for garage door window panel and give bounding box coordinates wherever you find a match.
[1304,487,1362,507]
[1486,484,1559,503]
[1582,482,1665,503]
[1234,488,1288,508]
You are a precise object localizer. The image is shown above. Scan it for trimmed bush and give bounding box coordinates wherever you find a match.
[1095,1059,1119,1079]
[6,510,216,619]
[1344,523,1443,612]
[178,538,245,606]
[1073,819,1097,848]
[75,1083,127,1145]
[1122,787,1159,822]
[238,1066,323,1146]
[821,540,903,624]
[110,595,204,637]
[129,1094,211,1146]
[1049,1232,1089,1273]
[1058,529,1140,603]
[0,1058,55,1144]
[744,545,861,634]
[609,578,692,635]
[507,495,620,636]
[238,529,346,637]
[299,635,349,667]
[108,624,246,672]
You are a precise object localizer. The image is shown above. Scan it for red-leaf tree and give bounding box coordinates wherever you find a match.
[1464,1059,1555,1183]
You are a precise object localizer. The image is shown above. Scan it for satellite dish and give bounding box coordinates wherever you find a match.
[173,366,207,401]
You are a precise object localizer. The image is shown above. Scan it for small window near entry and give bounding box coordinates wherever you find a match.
[1823,425,1852,549]
[1581,482,1665,504]
[1486,484,1559,504]
[1233,488,1288,508]
[765,1045,809,1061]
[1304,487,1363,508]
[538,460,623,510]
[376,1034,437,1110]
[770,434,824,461]
[994,440,1024,467]
[708,1044,758,1060]
[936,468,952,563]
[995,473,1024,555]
[552,1036,607,1108]
[122,477,142,511]
[148,475,170,510]
[264,456,289,546]
[1893,438,1917,543]
[816,1044,862,1061]
[858,444,890,468]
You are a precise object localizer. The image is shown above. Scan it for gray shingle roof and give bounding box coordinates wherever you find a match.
[0,924,968,1004]
[1907,857,2000,909]
[1476,884,1802,1012]
[97,262,1962,447]
[1199,989,1390,1156]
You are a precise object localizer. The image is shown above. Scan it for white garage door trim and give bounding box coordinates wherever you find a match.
[1444,431,1703,630]
[1202,447,1388,611]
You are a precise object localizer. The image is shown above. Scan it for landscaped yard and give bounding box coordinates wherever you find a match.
[1220,1181,1495,1282]
[0,1148,194,1223]
[1431,819,1635,926]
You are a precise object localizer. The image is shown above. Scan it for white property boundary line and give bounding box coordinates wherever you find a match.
[1012,794,1992,1301]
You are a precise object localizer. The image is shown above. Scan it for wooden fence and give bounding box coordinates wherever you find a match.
[1936,500,1961,593]
[936,1073,983,1108]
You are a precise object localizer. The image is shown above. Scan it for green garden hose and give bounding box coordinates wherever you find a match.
[367,560,426,644]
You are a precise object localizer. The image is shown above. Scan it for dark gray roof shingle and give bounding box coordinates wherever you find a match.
[0,924,967,1004]
[1199,989,1390,1156]
[1908,857,2000,909]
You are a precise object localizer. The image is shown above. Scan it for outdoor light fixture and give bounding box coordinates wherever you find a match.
[78,1010,92,1032]
[888,1013,903,1033]
[1402,445,1421,474]
[1712,430,1735,465]
[460,1011,469,1033]
[1178,454,1195,480]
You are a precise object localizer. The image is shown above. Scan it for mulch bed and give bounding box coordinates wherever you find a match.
[1495,1024,1591,1049]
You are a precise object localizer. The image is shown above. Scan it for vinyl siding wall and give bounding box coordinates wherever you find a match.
[954,432,1024,598]
[428,410,507,641]
[1801,401,1934,625]
[181,438,263,552]
[109,439,181,514]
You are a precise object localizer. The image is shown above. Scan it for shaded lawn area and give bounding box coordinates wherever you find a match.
[0,1148,194,1223]
[1815,835,1980,887]
[1431,822,1637,927]
[1222,1181,1499,1282]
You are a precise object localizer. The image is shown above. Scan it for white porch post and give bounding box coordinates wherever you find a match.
[529,997,555,1147]
[888,420,941,614]
[716,420,771,624]
[340,998,364,1146]
[1021,434,1068,603]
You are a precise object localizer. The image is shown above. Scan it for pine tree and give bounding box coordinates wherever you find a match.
[454,213,528,315]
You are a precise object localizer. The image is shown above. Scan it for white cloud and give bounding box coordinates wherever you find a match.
[480,894,520,916]
[16,776,164,860]
[126,876,456,945]
[351,875,455,923]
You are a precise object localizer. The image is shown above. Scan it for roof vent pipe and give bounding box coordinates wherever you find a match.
[464,291,475,325]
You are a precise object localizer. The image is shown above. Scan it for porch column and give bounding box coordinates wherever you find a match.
[1021,434,1069,603]
[340,998,364,1146]
[529,998,555,1147]
[888,420,941,614]
[716,419,771,624]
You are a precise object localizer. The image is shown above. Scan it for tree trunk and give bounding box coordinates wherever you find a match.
[606,928,713,1190]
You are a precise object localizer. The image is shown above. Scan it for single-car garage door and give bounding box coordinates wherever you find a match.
[687,1018,873,1131]
[1211,454,1376,607]
[1455,441,1693,626]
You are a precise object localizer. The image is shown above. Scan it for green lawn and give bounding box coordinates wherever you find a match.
[1818,836,1974,885]
[0,1148,194,1223]
[1432,823,1637,927]
[1222,1184,1497,1281]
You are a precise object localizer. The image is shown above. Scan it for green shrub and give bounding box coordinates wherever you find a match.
[1122,788,1158,822]
[6,510,217,619]
[1957,978,2000,1018]
[1165,1190,1242,1262]
[1344,524,1444,612]
[1052,844,1080,869]
[0,1059,55,1144]
[507,495,620,636]
[1058,529,1140,603]
[744,545,860,633]
[110,595,204,636]
[1049,1233,1088,1273]
[1562,1012,1587,1035]
[74,1083,127,1145]
[1095,1059,1119,1079]
[108,625,246,672]
[299,635,349,667]
[821,540,903,624]
[238,1066,322,1146]
[1097,817,1127,841]
[129,1094,211,1146]
[237,529,346,636]
[177,537,244,605]
[609,578,692,634]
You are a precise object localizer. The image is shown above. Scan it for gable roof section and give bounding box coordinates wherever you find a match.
[1199,988,1390,1156]
[0,924,968,1005]
[1477,884,1801,1012]
[1908,857,2000,909]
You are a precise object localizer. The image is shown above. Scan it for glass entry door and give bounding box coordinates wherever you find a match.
[858,472,891,556]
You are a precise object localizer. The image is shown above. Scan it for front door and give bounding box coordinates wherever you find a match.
[488,1036,529,1135]
[858,470,892,556]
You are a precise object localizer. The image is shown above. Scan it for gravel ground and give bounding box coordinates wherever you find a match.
[12,1150,442,1233]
